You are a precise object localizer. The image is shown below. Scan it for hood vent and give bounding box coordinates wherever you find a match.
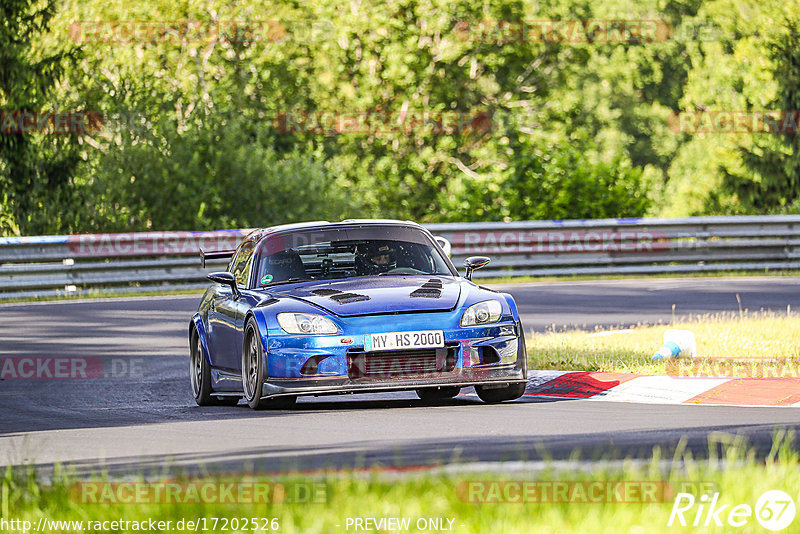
[410,279,443,298]
[329,292,370,304]
[308,287,370,304]
[311,288,342,296]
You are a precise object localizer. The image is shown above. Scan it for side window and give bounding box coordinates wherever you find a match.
[231,240,255,287]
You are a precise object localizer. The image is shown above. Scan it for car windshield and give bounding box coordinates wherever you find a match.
[253,226,453,286]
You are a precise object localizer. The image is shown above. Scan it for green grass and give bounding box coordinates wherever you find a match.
[0,288,203,305]
[3,434,799,533]
[526,311,800,377]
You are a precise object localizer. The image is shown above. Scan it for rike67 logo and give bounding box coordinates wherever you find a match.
[668,490,796,531]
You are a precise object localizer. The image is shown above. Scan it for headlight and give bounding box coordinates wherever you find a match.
[277,313,338,335]
[460,300,503,327]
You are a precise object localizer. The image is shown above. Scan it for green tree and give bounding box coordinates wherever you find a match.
[33,0,800,230]
[88,114,360,230]
[0,0,83,235]
[444,132,651,221]
[661,0,798,216]
[729,18,800,212]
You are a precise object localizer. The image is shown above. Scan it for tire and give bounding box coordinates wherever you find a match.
[416,386,461,401]
[475,382,526,404]
[242,318,297,410]
[190,329,240,406]
[474,325,528,404]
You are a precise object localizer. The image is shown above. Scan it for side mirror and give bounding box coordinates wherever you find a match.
[463,256,490,281]
[208,271,240,299]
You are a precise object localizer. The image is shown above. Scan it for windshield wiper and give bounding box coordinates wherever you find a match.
[377,271,428,276]
[262,277,310,287]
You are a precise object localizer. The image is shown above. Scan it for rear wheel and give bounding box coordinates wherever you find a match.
[242,319,297,410]
[416,386,461,402]
[475,382,526,404]
[190,330,240,406]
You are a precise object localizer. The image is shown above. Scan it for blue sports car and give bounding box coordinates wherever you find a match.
[190,219,527,409]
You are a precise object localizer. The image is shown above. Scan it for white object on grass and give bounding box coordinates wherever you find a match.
[652,329,697,359]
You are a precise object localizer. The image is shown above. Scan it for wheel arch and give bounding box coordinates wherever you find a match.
[242,308,272,407]
[499,292,527,379]
[244,309,271,375]
[246,308,271,350]
[189,313,213,366]
[499,291,521,321]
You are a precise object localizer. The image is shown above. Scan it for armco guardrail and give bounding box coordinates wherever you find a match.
[0,216,798,300]
[429,215,800,278]
[0,230,251,300]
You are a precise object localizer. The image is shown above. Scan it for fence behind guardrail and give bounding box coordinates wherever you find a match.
[0,216,798,300]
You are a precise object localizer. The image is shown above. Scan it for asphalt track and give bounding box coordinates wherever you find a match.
[1,276,799,476]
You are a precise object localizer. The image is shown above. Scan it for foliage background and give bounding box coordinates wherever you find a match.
[1,0,798,236]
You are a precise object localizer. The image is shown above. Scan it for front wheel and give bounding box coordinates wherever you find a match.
[242,319,297,410]
[475,382,526,404]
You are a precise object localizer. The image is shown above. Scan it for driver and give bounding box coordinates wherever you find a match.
[357,242,397,274]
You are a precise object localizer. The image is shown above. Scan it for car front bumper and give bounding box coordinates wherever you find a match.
[260,364,527,398]
[255,312,527,399]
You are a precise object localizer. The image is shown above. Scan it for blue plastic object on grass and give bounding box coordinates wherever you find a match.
[652,341,682,360]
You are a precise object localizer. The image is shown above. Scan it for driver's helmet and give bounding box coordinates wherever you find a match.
[356,242,397,274]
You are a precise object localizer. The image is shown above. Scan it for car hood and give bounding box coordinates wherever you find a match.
[270,276,463,316]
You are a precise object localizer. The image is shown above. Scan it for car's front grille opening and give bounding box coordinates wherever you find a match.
[480,346,501,365]
[300,355,329,375]
[347,345,458,379]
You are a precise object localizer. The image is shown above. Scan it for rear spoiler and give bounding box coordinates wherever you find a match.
[200,248,236,268]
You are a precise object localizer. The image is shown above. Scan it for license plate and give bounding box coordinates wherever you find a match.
[363,330,445,352]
